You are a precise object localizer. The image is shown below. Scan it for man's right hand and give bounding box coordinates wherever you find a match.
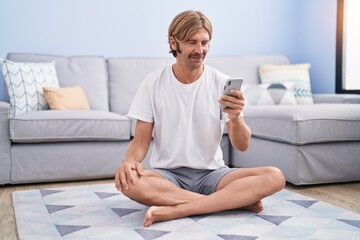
[115,159,145,192]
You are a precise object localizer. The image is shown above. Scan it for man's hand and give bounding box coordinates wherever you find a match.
[218,89,245,120]
[115,159,145,192]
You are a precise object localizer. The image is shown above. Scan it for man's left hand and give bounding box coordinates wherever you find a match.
[218,89,244,120]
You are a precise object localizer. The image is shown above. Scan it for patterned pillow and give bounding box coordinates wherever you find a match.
[43,86,90,110]
[243,83,297,105]
[259,63,313,104]
[0,59,59,117]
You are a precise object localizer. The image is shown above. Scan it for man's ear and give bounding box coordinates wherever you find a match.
[169,36,176,51]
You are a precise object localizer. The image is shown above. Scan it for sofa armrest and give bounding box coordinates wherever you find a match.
[313,93,360,104]
[0,101,11,184]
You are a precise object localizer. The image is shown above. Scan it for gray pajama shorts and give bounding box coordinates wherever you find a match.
[153,166,236,195]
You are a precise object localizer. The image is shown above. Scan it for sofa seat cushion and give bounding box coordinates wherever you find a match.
[10,110,131,143]
[243,104,360,145]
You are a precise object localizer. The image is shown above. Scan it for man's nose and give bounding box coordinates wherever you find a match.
[194,43,204,54]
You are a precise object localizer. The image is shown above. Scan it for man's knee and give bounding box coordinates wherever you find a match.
[265,166,286,191]
[121,174,153,204]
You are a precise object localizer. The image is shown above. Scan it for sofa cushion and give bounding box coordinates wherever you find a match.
[6,53,109,111]
[10,110,130,143]
[1,59,59,118]
[243,83,297,105]
[243,104,360,145]
[259,63,313,104]
[313,93,360,104]
[107,58,174,115]
[205,55,290,85]
[43,86,90,110]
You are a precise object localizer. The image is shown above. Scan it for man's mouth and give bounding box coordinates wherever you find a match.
[189,54,204,60]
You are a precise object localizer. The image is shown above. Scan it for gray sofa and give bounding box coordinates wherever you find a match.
[1,53,360,185]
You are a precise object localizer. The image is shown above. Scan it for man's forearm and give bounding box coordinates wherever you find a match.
[123,138,150,163]
[227,116,251,152]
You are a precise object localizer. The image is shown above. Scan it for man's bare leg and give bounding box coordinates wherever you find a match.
[143,167,285,227]
[121,169,205,206]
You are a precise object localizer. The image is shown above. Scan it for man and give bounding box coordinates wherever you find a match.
[115,10,285,227]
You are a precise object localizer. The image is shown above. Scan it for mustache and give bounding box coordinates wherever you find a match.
[189,53,205,58]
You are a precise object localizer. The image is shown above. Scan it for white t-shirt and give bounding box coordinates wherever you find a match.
[127,65,230,169]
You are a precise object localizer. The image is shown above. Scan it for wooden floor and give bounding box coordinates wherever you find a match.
[0,179,359,240]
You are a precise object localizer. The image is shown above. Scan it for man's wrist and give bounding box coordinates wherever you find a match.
[123,157,139,164]
[228,113,241,121]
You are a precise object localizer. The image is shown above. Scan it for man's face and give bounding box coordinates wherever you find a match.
[171,28,210,69]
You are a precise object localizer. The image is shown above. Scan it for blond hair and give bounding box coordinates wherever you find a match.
[168,10,213,57]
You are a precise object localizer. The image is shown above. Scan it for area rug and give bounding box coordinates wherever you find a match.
[13,183,360,240]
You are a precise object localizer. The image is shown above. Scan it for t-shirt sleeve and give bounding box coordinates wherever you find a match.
[127,78,154,123]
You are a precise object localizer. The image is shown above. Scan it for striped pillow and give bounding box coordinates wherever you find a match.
[0,59,59,118]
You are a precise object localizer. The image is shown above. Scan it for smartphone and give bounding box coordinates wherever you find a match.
[220,78,243,110]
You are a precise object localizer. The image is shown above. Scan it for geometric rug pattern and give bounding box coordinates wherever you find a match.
[13,183,360,240]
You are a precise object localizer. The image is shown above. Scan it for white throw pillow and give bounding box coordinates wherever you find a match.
[259,63,313,104]
[0,59,59,118]
[243,83,297,105]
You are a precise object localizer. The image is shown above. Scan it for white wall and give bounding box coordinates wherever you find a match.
[0,0,338,100]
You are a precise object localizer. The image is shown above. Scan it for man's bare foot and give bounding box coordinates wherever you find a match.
[143,206,175,227]
[143,201,263,227]
[241,201,263,213]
